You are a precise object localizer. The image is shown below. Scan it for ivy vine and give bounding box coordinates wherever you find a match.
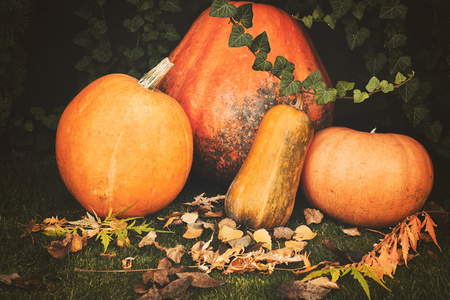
[210,0,450,160]
[73,0,183,85]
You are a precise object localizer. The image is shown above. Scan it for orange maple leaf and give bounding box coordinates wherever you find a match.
[422,213,441,251]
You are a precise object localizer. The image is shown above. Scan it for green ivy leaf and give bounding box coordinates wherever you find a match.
[161,24,180,41]
[137,0,154,12]
[142,29,159,42]
[365,52,388,75]
[312,5,325,19]
[234,3,253,29]
[252,52,272,72]
[384,33,406,48]
[353,89,369,103]
[315,83,337,105]
[330,0,354,20]
[210,0,237,18]
[380,80,394,93]
[366,76,380,92]
[279,73,302,97]
[250,31,270,54]
[228,24,252,47]
[404,102,429,126]
[395,72,407,84]
[302,15,313,29]
[159,0,182,12]
[302,70,323,91]
[379,0,408,20]
[92,40,113,62]
[124,46,145,62]
[389,49,411,73]
[336,81,355,97]
[272,56,295,77]
[345,25,370,50]
[398,77,420,102]
[75,55,92,71]
[324,15,336,29]
[123,15,145,32]
[351,2,366,20]
[424,120,443,143]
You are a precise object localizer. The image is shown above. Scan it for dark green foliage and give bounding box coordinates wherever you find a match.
[0,0,30,137]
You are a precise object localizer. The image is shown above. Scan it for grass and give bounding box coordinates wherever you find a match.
[0,151,449,299]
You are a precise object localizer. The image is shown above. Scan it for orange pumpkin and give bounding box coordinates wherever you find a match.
[158,1,333,185]
[55,59,193,218]
[300,126,434,228]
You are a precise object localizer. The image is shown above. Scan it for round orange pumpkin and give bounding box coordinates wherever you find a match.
[158,1,333,185]
[300,126,434,228]
[55,59,193,218]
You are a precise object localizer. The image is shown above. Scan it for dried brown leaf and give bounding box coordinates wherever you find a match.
[176,272,227,288]
[304,208,324,225]
[21,220,36,238]
[218,218,236,230]
[157,277,193,299]
[122,256,136,270]
[139,231,157,248]
[285,240,308,252]
[181,212,199,224]
[0,273,45,291]
[202,210,223,218]
[308,277,340,289]
[342,228,360,236]
[70,233,84,253]
[273,227,294,240]
[165,245,185,264]
[276,280,331,300]
[45,233,73,258]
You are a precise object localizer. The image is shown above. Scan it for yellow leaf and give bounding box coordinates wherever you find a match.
[218,225,243,242]
[293,225,317,241]
[70,233,83,253]
[183,224,204,239]
[253,229,272,250]
[309,277,340,289]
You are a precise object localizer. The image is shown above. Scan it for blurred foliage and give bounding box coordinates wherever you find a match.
[0,0,30,137]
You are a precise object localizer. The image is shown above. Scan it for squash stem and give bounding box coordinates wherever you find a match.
[138,57,174,91]
[293,93,304,111]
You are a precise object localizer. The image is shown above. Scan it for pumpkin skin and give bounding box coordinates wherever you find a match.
[158,1,333,185]
[300,127,434,228]
[55,73,193,218]
[225,104,314,229]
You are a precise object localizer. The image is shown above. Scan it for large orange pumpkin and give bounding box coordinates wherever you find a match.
[300,126,434,228]
[56,59,193,218]
[158,1,333,185]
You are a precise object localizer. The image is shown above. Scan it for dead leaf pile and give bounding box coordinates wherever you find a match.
[134,257,227,299]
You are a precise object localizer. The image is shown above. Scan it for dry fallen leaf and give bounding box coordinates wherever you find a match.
[304,208,324,225]
[273,227,294,240]
[138,231,157,247]
[285,240,308,252]
[203,211,223,218]
[70,233,84,253]
[218,218,237,230]
[276,280,331,300]
[0,273,45,291]
[342,228,361,236]
[253,229,272,250]
[183,223,204,239]
[20,220,36,238]
[181,212,199,224]
[122,256,136,270]
[165,245,185,264]
[293,225,317,241]
[163,216,182,229]
[45,233,73,258]
[116,236,131,248]
[176,272,227,288]
[218,225,243,242]
[308,277,340,289]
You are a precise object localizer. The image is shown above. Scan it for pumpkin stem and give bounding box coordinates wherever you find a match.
[370,127,377,133]
[293,93,304,111]
[138,57,174,91]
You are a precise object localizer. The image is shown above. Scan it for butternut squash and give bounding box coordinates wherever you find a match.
[225,101,314,229]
